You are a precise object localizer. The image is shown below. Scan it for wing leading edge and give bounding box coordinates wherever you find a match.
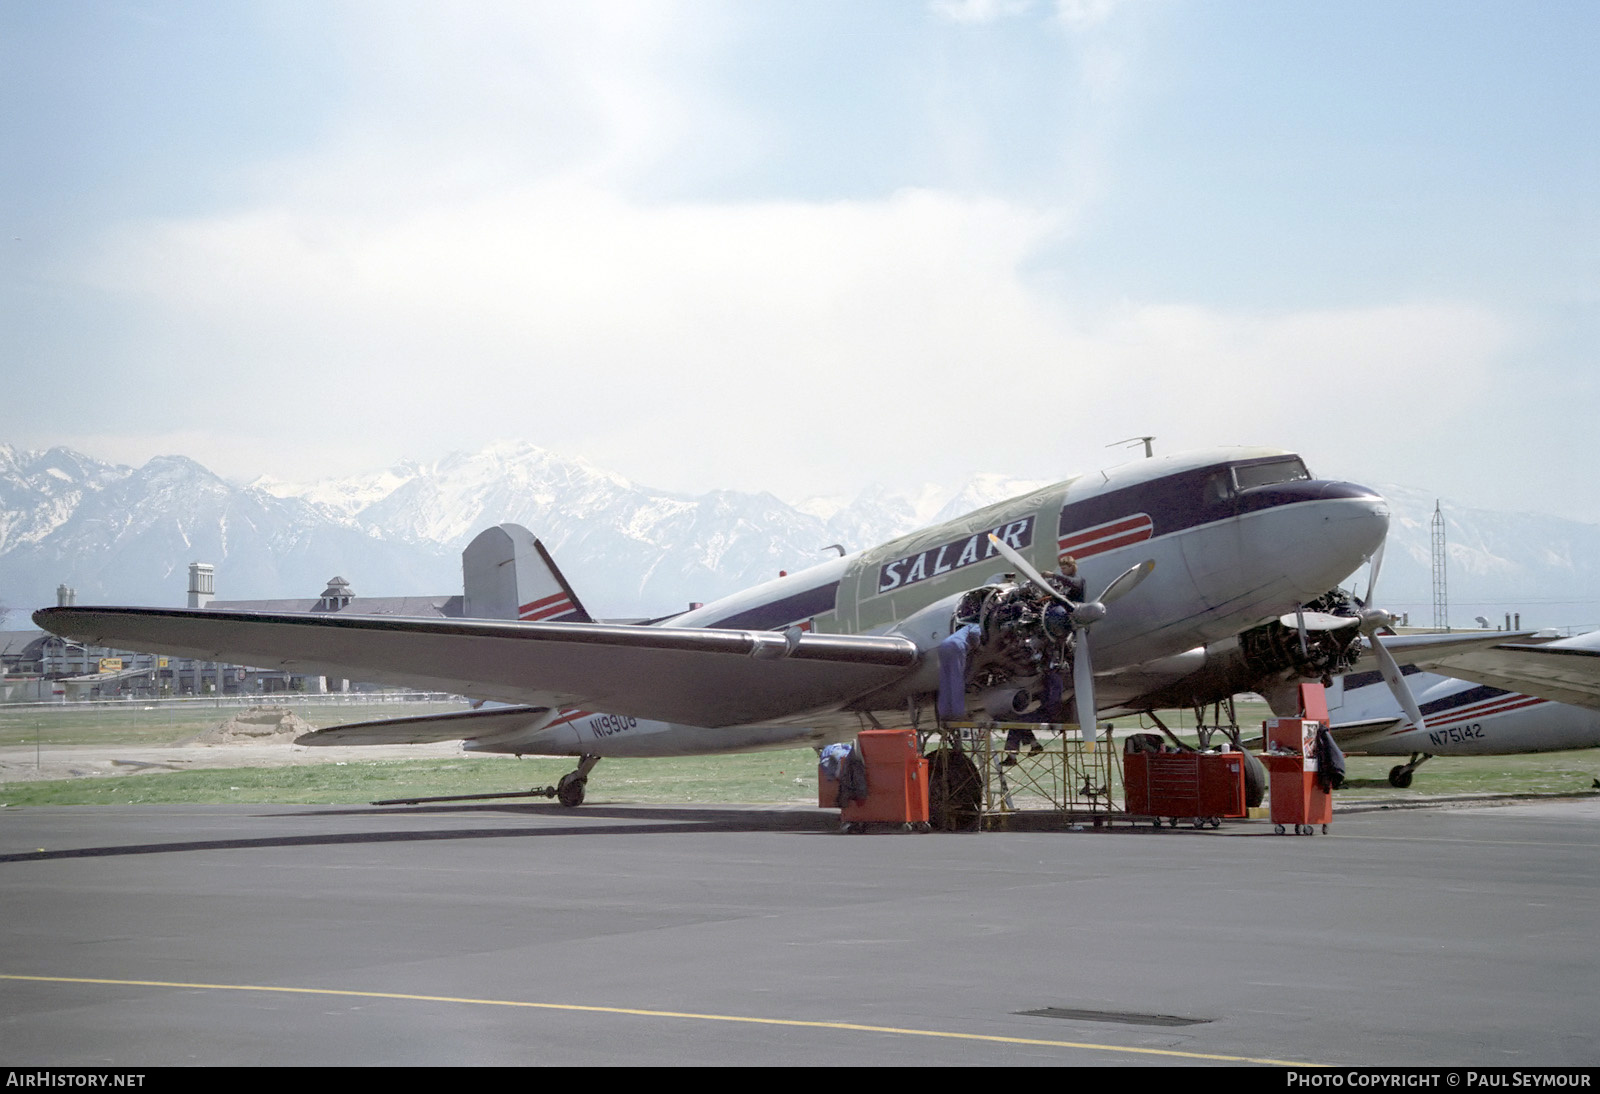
[33,606,919,728]
[1399,630,1600,714]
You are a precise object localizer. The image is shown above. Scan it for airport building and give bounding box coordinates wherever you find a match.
[1,524,546,702]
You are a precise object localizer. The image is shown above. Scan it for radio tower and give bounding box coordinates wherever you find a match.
[1430,501,1449,632]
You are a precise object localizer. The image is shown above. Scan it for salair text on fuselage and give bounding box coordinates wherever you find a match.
[876,517,1034,595]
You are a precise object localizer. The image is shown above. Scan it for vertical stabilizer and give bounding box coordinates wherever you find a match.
[462,524,592,623]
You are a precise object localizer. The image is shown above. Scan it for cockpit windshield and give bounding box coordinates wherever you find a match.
[1232,456,1311,491]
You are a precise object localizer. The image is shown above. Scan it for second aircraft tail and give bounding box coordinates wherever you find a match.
[461,523,592,623]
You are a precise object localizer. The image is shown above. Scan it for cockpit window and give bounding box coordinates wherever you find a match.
[1204,470,1233,502]
[1232,457,1311,491]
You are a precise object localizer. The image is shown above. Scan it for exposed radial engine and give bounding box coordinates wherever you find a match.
[953,576,1077,697]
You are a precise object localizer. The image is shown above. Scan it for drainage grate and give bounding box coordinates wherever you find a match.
[1015,1007,1210,1027]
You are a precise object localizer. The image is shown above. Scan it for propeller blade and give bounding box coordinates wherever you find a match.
[1371,633,1427,732]
[1295,607,1309,658]
[986,534,1067,602]
[1365,538,1387,606]
[1096,559,1156,605]
[1072,625,1097,744]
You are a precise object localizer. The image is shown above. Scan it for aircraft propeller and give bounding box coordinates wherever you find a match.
[1268,538,1425,731]
[985,534,1155,741]
[1354,538,1429,734]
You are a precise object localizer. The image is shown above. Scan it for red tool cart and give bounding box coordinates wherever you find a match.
[1263,716,1332,835]
[1123,748,1248,828]
[1262,682,1333,835]
[830,729,930,832]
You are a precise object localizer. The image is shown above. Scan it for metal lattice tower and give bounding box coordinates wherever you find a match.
[1431,501,1449,631]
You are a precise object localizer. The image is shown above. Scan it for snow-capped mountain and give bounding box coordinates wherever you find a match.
[2,440,1596,629]
[250,462,426,525]
[0,444,133,556]
[1,447,453,612]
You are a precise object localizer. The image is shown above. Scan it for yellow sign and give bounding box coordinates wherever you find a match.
[98,657,123,673]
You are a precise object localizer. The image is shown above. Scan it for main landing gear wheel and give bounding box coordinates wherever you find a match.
[1388,752,1432,788]
[556,753,601,808]
[556,775,586,808]
[927,748,982,832]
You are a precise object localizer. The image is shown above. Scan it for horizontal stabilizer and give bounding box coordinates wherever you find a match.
[1326,716,1410,751]
[297,704,553,746]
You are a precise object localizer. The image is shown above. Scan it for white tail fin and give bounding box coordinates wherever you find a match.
[461,523,592,623]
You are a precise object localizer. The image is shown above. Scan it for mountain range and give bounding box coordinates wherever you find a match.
[3,440,1596,630]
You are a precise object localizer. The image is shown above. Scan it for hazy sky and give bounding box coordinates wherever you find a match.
[4,1,1596,519]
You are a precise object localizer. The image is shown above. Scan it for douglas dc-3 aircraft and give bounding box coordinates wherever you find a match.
[36,447,1398,806]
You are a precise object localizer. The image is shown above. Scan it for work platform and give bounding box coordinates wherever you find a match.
[933,722,1119,829]
[923,722,1251,831]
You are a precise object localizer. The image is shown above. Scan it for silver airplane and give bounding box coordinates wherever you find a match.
[1331,629,1600,786]
[35,446,1390,806]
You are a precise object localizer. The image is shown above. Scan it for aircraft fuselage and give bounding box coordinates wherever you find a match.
[501,447,1391,757]
[1328,669,1600,757]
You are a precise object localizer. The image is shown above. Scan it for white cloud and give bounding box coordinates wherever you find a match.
[78,174,1509,502]
[20,0,1560,519]
[931,0,1035,25]
[249,1,734,207]
[1053,0,1128,33]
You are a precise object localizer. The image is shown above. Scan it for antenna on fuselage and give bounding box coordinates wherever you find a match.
[1108,436,1155,458]
[821,544,846,557]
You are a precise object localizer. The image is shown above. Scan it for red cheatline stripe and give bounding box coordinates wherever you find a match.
[1062,529,1154,560]
[521,599,575,622]
[1443,695,1546,722]
[1059,527,1154,559]
[519,592,570,614]
[545,708,591,728]
[1058,516,1152,556]
[1430,694,1545,723]
[1059,513,1149,546]
[1381,695,1546,735]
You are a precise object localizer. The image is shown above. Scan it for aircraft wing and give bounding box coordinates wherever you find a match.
[33,607,921,728]
[1346,629,1547,673]
[1397,630,1600,714]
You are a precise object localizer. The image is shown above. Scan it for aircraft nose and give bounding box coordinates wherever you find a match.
[1291,481,1390,596]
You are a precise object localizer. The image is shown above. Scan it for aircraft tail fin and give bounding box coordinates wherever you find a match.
[462,523,592,623]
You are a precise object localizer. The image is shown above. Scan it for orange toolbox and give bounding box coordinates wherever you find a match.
[837,729,929,827]
[1123,750,1247,827]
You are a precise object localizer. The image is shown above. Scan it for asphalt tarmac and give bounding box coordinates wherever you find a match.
[1,797,1596,1067]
